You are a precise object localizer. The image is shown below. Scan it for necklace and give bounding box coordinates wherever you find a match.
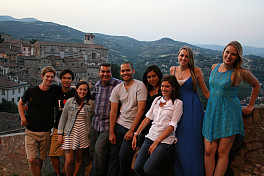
[178,66,189,79]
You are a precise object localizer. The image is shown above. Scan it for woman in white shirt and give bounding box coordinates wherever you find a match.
[132,75,183,176]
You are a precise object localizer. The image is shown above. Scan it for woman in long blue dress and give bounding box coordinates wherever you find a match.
[170,46,209,176]
[202,41,260,176]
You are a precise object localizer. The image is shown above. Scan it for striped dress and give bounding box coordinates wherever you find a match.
[62,108,90,150]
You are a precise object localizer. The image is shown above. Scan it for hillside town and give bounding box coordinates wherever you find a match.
[0,33,108,105]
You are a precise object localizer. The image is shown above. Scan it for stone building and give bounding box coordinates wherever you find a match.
[0,75,30,105]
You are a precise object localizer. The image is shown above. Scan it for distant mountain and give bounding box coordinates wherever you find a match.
[197,44,264,58]
[0,15,39,22]
[0,16,263,107]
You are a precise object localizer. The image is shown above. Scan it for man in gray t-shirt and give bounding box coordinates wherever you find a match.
[108,62,147,176]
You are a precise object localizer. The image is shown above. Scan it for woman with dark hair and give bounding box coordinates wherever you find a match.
[141,65,163,136]
[170,46,209,175]
[203,41,260,175]
[132,75,183,176]
[58,80,95,176]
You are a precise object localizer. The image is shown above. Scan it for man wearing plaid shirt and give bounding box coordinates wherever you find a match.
[90,63,122,176]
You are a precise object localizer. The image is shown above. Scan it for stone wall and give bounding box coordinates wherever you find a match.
[229,105,264,175]
[0,133,91,176]
[0,106,263,176]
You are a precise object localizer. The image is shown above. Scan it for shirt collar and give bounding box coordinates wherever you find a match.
[99,77,114,87]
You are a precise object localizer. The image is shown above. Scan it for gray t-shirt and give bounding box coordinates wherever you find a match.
[110,79,148,129]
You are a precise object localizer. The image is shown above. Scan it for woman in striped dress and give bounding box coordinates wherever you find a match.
[58,81,94,176]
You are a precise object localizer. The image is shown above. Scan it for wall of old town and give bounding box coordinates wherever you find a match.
[0,105,263,176]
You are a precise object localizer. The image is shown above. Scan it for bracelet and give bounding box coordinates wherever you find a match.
[134,132,139,135]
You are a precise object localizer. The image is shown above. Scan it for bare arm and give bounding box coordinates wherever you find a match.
[169,66,176,75]
[109,102,119,144]
[124,100,146,141]
[241,69,260,115]
[18,99,28,127]
[132,117,151,150]
[195,67,210,100]
[148,126,174,155]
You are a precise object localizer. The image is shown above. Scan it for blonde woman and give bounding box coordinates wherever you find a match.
[202,41,260,176]
[170,46,209,176]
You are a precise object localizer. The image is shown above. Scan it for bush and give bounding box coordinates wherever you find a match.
[0,99,18,113]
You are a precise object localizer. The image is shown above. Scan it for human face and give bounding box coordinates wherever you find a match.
[161,81,173,100]
[178,49,189,67]
[223,45,238,67]
[99,66,112,84]
[77,84,88,99]
[61,73,72,89]
[147,71,160,88]
[120,63,134,82]
[41,72,54,86]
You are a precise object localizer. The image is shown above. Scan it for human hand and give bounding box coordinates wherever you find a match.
[124,130,133,141]
[132,135,138,150]
[24,105,28,111]
[109,133,116,144]
[58,135,63,145]
[148,142,158,155]
[20,119,28,127]
[242,105,254,116]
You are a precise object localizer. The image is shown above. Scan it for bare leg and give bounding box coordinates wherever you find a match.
[62,159,66,174]
[73,149,83,176]
[214,135,235,176]
[28,158,43,176]
[204,139,218,176]
[50,156,60,175]
[65,150,75,176]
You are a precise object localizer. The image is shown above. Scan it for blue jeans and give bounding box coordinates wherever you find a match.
[134,138,173,176]
[89,127,110,176]
[108,124,135,176]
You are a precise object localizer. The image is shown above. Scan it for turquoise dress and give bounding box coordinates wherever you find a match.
[203,64,245,142]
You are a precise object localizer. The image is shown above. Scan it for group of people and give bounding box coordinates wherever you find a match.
[18,41,260,176]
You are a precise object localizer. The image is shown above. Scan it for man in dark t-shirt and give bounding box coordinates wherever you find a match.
[49,69,76,176]
[18,66,59,176]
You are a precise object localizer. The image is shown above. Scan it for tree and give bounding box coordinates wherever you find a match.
[0,34,4,43]
[111,63,121,79]
[30,38,38,44]
[0,99,18,113]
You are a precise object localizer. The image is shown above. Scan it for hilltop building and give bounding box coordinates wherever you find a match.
[1,33,109,85]
[0,74,30,105]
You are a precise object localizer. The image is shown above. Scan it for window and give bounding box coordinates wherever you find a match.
[92,53,96,59]
[51,48,54,54]
[12,89,15,95]
[18,88,21,93]
[11,98,14,103]
[17,97,20,102]
[1,89,5,95]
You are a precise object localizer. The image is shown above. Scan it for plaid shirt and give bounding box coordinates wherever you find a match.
[92,77,122,132]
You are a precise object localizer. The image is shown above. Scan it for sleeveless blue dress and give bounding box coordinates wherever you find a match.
[174,75,205,176]
[203,64,244,142]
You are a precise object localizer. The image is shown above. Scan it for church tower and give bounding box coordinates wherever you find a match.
[84,33,95,44]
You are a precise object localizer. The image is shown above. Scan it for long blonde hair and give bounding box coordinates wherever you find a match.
[177,46,198,92]
[223,41,243,86]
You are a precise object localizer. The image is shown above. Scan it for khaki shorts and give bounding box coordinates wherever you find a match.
[49,128,64,156]
[25,129,51,160]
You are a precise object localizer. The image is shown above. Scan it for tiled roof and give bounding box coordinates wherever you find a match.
[0,75,20,88]
[37,41,108,50]
[0,112,23,135]
[1,62,20,67]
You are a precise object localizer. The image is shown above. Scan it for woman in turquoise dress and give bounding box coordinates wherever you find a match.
[202,41,260,176]
[170,46,209,176]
